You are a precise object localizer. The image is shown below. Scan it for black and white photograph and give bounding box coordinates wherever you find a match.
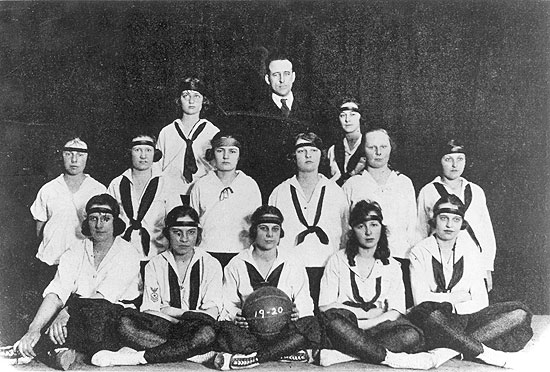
[0,1,548,371]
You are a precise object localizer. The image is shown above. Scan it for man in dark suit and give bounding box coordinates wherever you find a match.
[218,53,328,202]
[255,53,313,125]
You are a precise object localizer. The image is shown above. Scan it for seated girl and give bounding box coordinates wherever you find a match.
[318,200,435,369]
[90,205,223,366]
[408,195,532,369]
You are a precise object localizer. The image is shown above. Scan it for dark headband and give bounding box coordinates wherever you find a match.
[434,207,464,218]
[63,146,88,153]
[132,140,155,148]
[87,207,114,215]
[255,214,283,226]
[350,213,382,226]
[167,221,199,228]
[295,142,320,151]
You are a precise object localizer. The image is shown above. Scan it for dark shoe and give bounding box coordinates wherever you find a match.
[214,352,259,370]
[280,349,310,363]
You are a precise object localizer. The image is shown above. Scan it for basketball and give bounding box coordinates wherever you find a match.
[242,286,293,340]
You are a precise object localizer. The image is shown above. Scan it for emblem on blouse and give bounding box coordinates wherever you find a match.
[150,287,159,302]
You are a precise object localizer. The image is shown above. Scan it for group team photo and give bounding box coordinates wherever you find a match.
[0,1,548,371]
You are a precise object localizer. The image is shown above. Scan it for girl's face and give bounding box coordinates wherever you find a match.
[353,214,382,250]
[441,153,466,181]
[63,151,87,176]
[434,203,463,241]
[168,216,198,255]
[131,144,154,171]
[339,110,361,134]
[365,131,391,169]
[180,90,203,115]
[214,146,240,172]
[295,140,321,173]
[254,223,281,251]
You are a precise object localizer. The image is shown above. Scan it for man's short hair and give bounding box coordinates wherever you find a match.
[265,51,294,73]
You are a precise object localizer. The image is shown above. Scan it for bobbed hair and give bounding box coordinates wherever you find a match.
[81,194,126,237]
[175,76,211,112]
[129,133,162,162]
[162,205,203,245]
[346,200,390,266]
[364,128,397,170]
[204,131,244,162]
[428,194,469,230]
[249,205,285,242]
[287,131,327,163]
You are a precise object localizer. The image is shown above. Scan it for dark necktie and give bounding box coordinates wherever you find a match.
[290,185,329,245]
[120,176,160,256]
[245,262,285,290]
[168,260,200,310]
[280,98,290,118]
[173,121,207,183]
[433,183,482,252]
[343,271,382,312]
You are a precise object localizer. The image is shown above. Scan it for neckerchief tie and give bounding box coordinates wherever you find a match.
[343,270,382,312]
[290,185,329,245]
[433,183,482,252]
[245,261,284,290]
[280,98,290,118]
[219,186,234,201]
[432,255,464,293]
[333,136,366,186]
[168,260,200,310]
[173,121,207,183]
[120,176,160,256]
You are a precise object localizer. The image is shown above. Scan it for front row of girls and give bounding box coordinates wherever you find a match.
[10,195,531,370]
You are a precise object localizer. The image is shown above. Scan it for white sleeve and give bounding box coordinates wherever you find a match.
[220,263,243,321]
[198,257,223,316]
[30,186,48,222]
[416,186,431,241]
[318,255,340,307]
[141,261,163,313]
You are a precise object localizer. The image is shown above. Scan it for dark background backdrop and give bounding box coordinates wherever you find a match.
[1,0,549,344]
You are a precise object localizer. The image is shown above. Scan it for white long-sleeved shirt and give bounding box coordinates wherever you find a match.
[269,175,349,267]
[220,246,314,321]
[140,248,223,316]
[342,171,418,259]
[156,118,219,194]
[319,250,406,314]
[30,174,106,265]
[44,236,141,306]
[416,176,496,272]
[190,171,262,253]
[409,234,489,315]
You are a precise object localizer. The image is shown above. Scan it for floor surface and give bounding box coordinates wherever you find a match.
[3,315,549,372]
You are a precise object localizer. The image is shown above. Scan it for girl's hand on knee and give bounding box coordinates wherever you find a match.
[234,313,249,329]
[290,303,299,321]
